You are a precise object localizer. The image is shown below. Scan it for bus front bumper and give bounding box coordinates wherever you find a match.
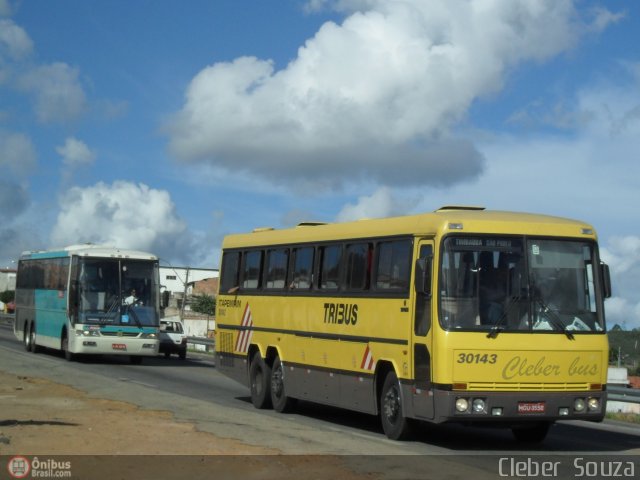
[430,388,606,424]
[72,335,159,356]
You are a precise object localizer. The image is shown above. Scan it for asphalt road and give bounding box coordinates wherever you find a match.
[1,321,639,479]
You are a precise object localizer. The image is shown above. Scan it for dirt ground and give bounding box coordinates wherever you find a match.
[0,370,275,456]
[0,371,376,479]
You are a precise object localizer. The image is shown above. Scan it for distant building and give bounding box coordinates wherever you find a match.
[608,367,629,387]
[159,266,218,296]
[189,277,219,297]
[160,266,218,324]
[159,267,219,347]
[0,269,17,291]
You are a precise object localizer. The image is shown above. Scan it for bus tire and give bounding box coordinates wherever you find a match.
[249,353,272,409]
[62,331,75,361]
[270,356,296,413]
[24,324,31,352]
[511,422,551,443]
[29,323,41,353]
[380,371,413,440]
[130,356,143,365]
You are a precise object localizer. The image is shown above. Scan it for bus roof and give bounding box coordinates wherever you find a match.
[20,244,158,261]
[222,208,598,249]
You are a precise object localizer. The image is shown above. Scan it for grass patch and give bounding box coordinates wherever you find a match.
[605,412,640,424]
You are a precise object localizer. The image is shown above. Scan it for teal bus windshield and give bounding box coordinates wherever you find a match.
[72,257,160,327]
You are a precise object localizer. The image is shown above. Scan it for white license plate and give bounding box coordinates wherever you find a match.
[518,402,545,414]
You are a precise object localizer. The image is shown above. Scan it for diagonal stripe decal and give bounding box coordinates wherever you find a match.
[235,303,254,353]
[360,345,375,371]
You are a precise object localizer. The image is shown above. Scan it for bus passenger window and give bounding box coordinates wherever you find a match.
[265,249,288,289]
[220,252,240,293]
[375,240,411,291]
[345,243,372,291]
[291,247,314,289]
[320,245,342,290]
[242,251,263,289]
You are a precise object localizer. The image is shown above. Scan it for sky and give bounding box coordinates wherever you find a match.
[1,0,639,328]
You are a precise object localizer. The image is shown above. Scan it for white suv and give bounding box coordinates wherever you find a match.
[159,319,187,360]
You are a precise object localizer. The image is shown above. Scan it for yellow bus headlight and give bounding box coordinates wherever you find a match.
[455,398,469,412]
[472,398,486,413]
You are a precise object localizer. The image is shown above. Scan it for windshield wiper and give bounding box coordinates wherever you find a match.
[486,295,521,339]
[125,305,144,329]
[105,297,120,315]
[529,276,574,340]
[534,298,574,340]
[486,324,505,339]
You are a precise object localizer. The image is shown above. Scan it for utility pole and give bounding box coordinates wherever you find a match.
[617,346,621,368]
[180,267,190,321]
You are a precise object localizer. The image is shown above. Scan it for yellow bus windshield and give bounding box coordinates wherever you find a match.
[439,236,605,335]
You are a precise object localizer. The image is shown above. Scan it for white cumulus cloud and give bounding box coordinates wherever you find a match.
[56,137,96,168]
[600,236,640,330]
[335,186,417,222]
[51,181,188,261]
[167,0,610,190]
[601,237,640,275]
[605,297,640,331]
[18,62,87,124]
[0,19,33,60]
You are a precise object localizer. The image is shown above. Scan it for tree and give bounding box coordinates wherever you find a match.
[190,294,216,316]
[609,347,619,365]
[0,290,14,304]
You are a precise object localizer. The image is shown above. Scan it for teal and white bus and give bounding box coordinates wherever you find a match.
[14,245,161,363]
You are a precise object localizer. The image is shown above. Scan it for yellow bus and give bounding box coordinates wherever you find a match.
[215,207,611,442]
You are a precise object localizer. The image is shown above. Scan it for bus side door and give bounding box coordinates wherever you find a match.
[412,240,434,419]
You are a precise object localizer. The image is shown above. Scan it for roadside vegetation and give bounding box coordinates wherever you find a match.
[0,290,14,304]
[605,412,640,424]
[608,328,640,375]
[190,294,216,316]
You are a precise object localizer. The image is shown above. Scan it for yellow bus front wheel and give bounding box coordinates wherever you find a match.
[380,371,414,440]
